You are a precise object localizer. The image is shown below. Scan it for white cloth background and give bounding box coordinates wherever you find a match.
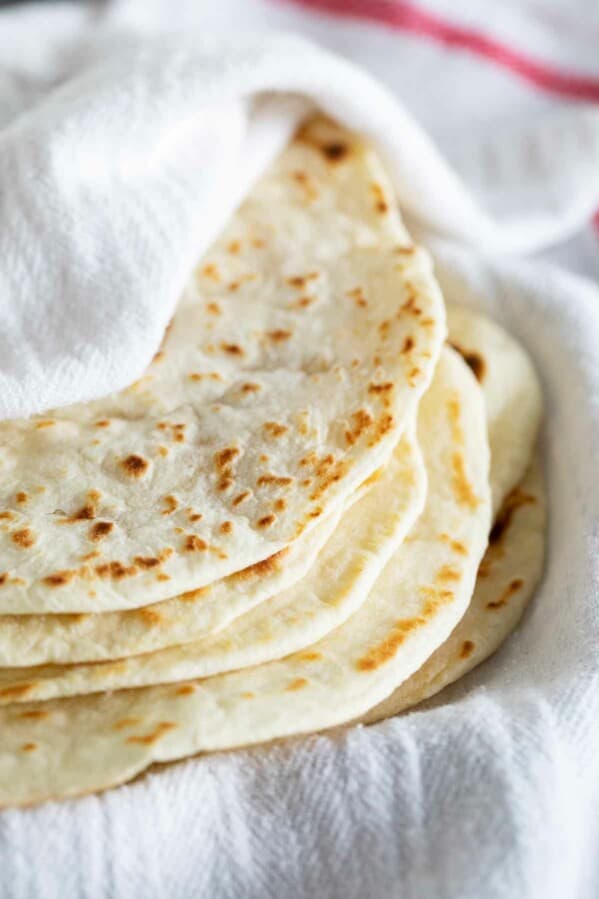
[0,2,598,898]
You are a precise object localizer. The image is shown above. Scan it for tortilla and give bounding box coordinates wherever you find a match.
[447,304,541,511]
[0,117,445,614]
[361,456,545,723]
[0,348,491,807]
[0,431,425,702]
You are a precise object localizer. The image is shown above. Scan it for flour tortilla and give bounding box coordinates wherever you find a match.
[0,117,445,614]
[0,305,537,668]
[447,304,541,511]
[0,348,491,807]
[0,432,425,702]
[361,456,545,724]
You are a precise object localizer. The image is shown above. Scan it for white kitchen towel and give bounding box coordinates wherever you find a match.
[0,3,598,899]
[2,0,599,421]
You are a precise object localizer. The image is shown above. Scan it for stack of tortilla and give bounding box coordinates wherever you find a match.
[0,118,544,807]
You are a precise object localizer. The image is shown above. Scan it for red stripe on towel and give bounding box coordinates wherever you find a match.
[277,0,599,101]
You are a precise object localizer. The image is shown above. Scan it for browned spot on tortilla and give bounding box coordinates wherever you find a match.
[214,447,240,470]
[95,561,139,580]
[286,272,319,289]
[113,717,142,731]
[449,341,486,383]
[460,640,476,659]
[174,684,196,696]
[227,240,241,254]
[43,569,76,588]
[286,678,308,691]
[407,367,422,387]
[0,512,13,521]
[436,564,461,583]
[120,454,149,478]
[62,612,89,623]
[127,721,178,745]
[60,490,103,524]
[18,709,50,720]
[162,495,178,516]
[256,514,276,529]
[356,587,454,671]
[346,287,367,308]
[378,319,391,339]
[15,492,28,505]
[395,244,416,256]
[232,490,251,507]
[189,371,222,382]
[183,535,208,553]
[201,263,220,281]
[0,683,37,701]
[135,606,164,626]
[240,382,261,394]
[263,421,288,438]
[95,419,111,428]
[206,302,222,316]
[265,329,292,343]
[274,497,287,512]
[218,477,234,492]
[400,295,422,316]
[447,396,464,447]
[368,382,393,396]
[242,692,255,699]
[157,446,169,457]
[164,423,186,444]
[297,651,322,662]
[220,520,234,535]
[152,349,165,365]
[220,342,244,357]
[451,452,480,510]
[133,555,162,570]
[486,578,524,610]
[490,488,536,545]
[321,141,349,162]
[360,468,383,491]
[439,533,468,555]
[291,169,319,201]
[367,413,395,447]
[309,456,350,501]
[345,408,374,446]
[11,528,35,549]
[402,336,415,354]
[370,181,389,213]
[256,474,294,488]
[21,743,38,753]
[35,419,56,429]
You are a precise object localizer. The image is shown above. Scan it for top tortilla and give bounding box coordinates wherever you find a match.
[0,117,444,614]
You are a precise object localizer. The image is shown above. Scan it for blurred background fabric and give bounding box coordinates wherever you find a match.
[2,0,598,277]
